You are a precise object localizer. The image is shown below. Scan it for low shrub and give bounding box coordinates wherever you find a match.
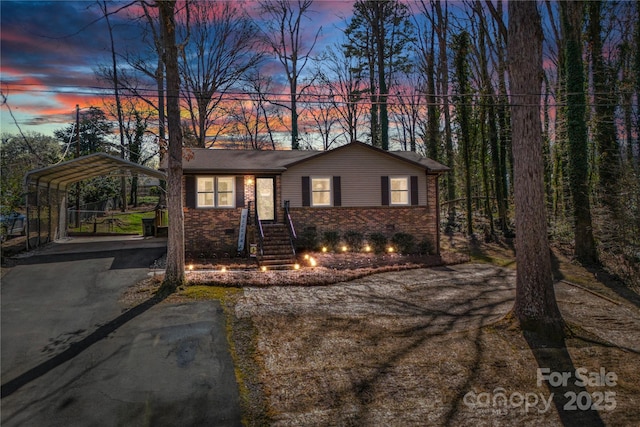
[322,230,340,251]
[369,232,388,254]
[418,237,435,255]
[391,232,416,254]
[343,230,364,252]
[297,226,319,251]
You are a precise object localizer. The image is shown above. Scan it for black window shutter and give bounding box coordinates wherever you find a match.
[302,176,310,207]
[235,176,245,208]
[185,175,196,208]
[381,176,389,206]
[333,176,341,206]
[410,176,419,205]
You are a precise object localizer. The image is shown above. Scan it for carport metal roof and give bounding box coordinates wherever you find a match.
[25,153,166,190]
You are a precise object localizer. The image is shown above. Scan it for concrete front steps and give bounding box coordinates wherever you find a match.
[258,223,297,268]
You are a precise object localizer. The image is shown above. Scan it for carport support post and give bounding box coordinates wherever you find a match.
[75,104,80,228]
[24,182,30,251]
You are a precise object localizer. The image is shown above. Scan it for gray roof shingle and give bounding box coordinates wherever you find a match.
[179,142,449,174]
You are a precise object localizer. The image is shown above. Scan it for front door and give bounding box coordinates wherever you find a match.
[256,177,275,222]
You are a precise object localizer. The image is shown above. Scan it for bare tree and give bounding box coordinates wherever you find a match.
[259,0,321,150]
[232,70,280,150]
[99,0,131,211]
[319,45,366,145]
[390,72,424,152]
[509,1,563,336]
[414,2,440,161]
[301,65,344,150]
[178,1,262,147]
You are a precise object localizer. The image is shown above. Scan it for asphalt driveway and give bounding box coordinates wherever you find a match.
[1,236,241,427]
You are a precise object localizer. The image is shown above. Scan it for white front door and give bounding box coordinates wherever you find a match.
[256,177,275,221]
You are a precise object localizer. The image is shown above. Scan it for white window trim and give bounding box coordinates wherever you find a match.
[389,176,410,206]
[196,176,235,208]
[311,177,332,207]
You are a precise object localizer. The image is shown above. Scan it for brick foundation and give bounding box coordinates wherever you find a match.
[289,206,438,248]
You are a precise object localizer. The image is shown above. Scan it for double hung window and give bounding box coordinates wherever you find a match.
[389,177,409,205]
[197,177,235,208]
[311,177,331,206]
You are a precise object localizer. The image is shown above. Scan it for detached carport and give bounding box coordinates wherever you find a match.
[24,153,166,250]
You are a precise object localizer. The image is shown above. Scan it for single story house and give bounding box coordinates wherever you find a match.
[180,141,449,264]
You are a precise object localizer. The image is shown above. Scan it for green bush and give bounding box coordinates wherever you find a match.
[391,232,416,254]
[418,237,435,255]
[368,232,388,254]
[321,230,340,251]
[343,230,364,251]
[297,226,318,251]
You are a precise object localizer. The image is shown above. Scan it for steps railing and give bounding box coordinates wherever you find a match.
[284,200,296,258]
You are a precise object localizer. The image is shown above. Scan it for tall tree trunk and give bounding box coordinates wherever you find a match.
[425,27,439,162]
[453,31,473,236]
[543,74,554,218]
[508,1,564,336]
[375,5,389,151]
[159,0,185,290]
[588,1,621,213]
[101,1,128,211]
[434,0,455,229]
[561,1,598,265]
[476,5,498,236]
[487,0,511,235]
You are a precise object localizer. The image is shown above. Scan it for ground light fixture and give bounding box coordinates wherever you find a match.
[294,263,300,270]
[188,264,194,271]
[387,247,395,253]
[341,245,348,252]
[364,245,371,252]
[261,266,267,272]
[322,246,328,252]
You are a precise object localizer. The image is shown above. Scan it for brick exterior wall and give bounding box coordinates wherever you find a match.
[289,205,438,247]
[183,206,245,256]
[183,174,441,256]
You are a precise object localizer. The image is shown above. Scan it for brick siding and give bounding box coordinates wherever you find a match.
[289,206,438,245]
[183,174,441,256]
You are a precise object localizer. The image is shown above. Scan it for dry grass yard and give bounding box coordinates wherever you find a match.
[123,240,640,426]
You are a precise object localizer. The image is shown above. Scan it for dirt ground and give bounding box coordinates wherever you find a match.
[227,243,640,426]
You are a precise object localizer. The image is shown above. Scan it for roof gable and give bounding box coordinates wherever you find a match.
[181,142,449,174]
[284,141,448,172]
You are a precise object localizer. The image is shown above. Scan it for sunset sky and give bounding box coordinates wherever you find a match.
[0,0,357,138]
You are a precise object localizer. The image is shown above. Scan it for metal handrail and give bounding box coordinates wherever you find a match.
[284,200,296,257]
[284,200,296,239]
[254,202,264,256]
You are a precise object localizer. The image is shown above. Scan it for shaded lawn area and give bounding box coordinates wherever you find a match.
[125,240,640,426]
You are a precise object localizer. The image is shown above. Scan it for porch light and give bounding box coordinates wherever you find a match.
[247,178,254,185]
[364,245,371,252]
[341,245,348,252]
